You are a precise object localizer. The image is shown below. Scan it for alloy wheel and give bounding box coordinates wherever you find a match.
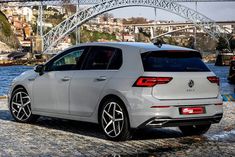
[11,91,32,121]
[101,102,124,138]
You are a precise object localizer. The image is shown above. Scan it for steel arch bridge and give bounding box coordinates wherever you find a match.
[3,0,235,6]
[42,0,229,53]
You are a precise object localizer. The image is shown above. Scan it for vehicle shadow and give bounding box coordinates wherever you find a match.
[0,109,183,140]
[0,109,14,121]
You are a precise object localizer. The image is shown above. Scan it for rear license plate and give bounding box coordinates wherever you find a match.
[179,107,205,115]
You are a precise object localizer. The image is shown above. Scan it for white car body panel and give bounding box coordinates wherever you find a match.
[69,70,114,117]
[9,42,223,129]
[33,71,71,114]
[149,72,219,100]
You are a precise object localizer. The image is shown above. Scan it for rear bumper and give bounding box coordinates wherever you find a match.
[127,94,223,128]
[138,113,223,128]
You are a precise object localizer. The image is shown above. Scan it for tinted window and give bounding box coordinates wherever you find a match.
[47,47,86,71]
[141,51,210,72]
[83,46,122,70]
[108,49,122,70]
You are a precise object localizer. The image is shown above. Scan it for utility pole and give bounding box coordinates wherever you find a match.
[76,0,80,44]
[154,7,157,38]
[39,2,43,37]
[36,2,43,53]
[36,3,43,37]
[194,1,197,49]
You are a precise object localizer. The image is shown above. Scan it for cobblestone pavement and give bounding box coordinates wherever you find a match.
[0,99,235,157]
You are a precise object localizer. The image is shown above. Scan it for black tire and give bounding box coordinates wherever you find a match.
[10,87,39,123]
[179,124,211,136]
[99,97,131,141]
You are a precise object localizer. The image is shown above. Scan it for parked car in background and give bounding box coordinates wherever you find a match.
[8,42,223,141]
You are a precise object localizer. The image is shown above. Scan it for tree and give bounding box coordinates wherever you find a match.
[102,13,113,21]
[187,36,195,49]
[230,36,235,52]
[215,34,235,51]
[216,36,230,51]
[62,0,76,14]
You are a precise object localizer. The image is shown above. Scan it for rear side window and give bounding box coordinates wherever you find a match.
[83,46,122,70]
[141,51,210,72]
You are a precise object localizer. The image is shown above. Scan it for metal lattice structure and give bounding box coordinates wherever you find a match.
[152,26,195,38]
[42,0,229,53]
[5,0,235,7]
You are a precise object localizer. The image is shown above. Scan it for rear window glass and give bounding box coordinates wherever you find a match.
[141,51,210,72]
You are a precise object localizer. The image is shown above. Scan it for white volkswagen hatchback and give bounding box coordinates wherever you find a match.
[9,42,223,141]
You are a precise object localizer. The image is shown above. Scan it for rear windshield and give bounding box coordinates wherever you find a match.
[141,51,210,72]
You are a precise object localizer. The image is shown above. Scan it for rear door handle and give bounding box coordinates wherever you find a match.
[61,76,71,81]
[96,76,107,81]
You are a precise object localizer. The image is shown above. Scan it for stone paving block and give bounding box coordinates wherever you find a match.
[0,99,235,156]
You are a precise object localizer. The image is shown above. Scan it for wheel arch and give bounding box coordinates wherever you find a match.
[98,94,131,126]
[12,85,27,93]
[9,84,39,123]
[9,84,28,103]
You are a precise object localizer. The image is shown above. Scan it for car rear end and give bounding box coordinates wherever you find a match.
[130,48,223,129]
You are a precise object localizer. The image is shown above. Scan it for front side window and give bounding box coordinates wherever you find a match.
[83,46,122,70]
[46,47,86,71]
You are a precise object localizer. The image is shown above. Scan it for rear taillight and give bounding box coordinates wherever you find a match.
[207,76,220,86]
[133,77,173,87]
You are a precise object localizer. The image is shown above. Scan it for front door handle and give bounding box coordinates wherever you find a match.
[96,76,107,81]
[28,78,35,81]
[61,77,71,81]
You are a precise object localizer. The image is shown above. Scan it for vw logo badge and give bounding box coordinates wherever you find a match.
[188,80,194,88]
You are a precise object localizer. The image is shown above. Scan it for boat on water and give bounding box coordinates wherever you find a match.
[0,54,13,66]
[0,60,14,66]
[0,51,28,66]
[215,52,234,66]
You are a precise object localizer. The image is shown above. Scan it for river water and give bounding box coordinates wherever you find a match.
[0,66,32,95]
[0,64,234,96]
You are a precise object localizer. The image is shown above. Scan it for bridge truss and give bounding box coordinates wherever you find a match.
[1,0,233,53]
[4,0,235,6]
[42,0,231,53]
[152,26,195,38]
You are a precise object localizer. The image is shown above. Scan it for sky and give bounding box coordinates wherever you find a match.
[109,2,235,21]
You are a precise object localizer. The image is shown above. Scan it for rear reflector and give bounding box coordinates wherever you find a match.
[207,76,220,86]
[151,106,170,108]
[133,77,173,87]
[180,107,205,115]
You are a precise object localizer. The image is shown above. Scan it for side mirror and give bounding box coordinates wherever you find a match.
[34,64,45,75]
